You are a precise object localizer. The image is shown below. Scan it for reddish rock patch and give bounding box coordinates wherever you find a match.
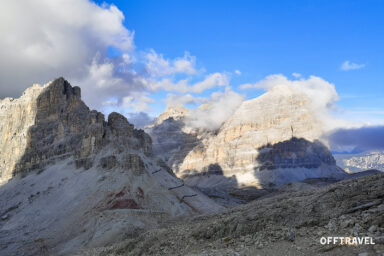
[110,199,140,209]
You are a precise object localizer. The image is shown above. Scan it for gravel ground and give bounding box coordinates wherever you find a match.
[79,173,384,256]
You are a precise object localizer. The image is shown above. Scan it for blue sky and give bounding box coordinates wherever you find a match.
[99,0,384,123]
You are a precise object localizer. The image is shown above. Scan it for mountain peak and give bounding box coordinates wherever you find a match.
[0,79,222,255]
[154,105,189,125]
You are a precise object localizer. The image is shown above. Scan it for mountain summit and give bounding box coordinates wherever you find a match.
[148,85,347,196]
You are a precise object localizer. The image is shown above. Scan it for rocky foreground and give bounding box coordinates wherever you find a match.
[81,173,384,256]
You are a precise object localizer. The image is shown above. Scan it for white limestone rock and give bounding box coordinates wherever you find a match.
[150,85,347,189]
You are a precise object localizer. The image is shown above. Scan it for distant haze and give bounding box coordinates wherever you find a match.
[327,126,384,152]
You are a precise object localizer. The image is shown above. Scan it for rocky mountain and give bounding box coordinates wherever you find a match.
[334,151,384,172]
[145,106,214,173]
[148,85,347,196]
[0,78,222,256]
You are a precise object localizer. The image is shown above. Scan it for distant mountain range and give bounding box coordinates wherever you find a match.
[334,151,384,172]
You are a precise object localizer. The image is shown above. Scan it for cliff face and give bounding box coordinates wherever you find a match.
[149,85,346,189]
[0,78,154,184]
[0,78,222,256]
[0,84,46,184]
[145,106,214,173]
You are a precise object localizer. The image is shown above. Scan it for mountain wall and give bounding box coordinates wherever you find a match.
[148,85,346,190]
[0,78,222,255]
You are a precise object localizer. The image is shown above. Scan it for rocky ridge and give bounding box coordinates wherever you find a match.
[0,78,222,256]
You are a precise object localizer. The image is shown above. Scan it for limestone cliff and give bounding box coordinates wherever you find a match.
[149,85,346,189]
[0,84,46,184]
[0,78,222,256]
[146,106,214,173]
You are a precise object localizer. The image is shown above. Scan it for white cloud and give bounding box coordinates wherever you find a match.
[191,73,229,92]
[240,74,345,131]
[234,70,241,75]
[185,89,244,130]
[240,74,286,90]
[71,57,145,110]
[126,112,154,128]
[0,0,134,99]
[147,72,229,93]
[165,94,207,107]
[341,61,365,71]
[0,0,233,118]
[292,72,301,78]
[122,93,155,112]
[145,50,197,77]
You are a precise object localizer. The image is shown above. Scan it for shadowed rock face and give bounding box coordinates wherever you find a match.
[256,138,336,171]
[145,111,213,173]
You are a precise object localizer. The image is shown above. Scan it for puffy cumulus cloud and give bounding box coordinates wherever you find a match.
[145,50,196,77]
[292,72,301,78]
[126,112,154,128]
[191,73,230,93]
[341,61,365,71]
[0,0,232,117]
[165,94,207,107]
[0,0,134,98]
[240,74,343,131]
[185,89,245,130]
[234,70,241,75]
[122,93,155,112]
[72,57,145,109]
[326,126,384,152]
[147,72,229,93]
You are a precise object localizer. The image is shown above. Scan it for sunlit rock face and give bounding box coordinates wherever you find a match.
[154,105,189,125]
[0,83,46,184]
[0,78,223,256]
[149,85,346,189]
